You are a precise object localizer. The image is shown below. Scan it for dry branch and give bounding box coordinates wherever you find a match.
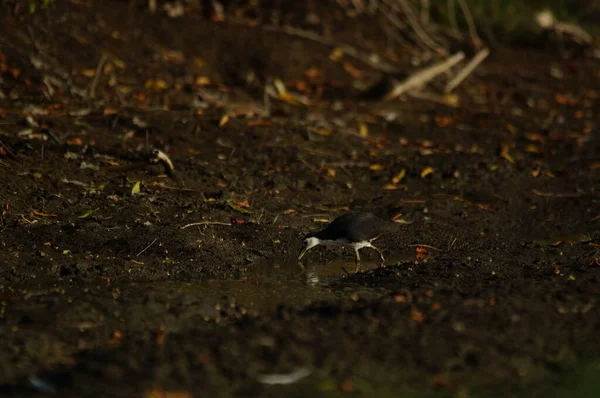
[445,47,489,92]
[384,51,465,100]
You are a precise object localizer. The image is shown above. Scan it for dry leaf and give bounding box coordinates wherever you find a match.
[391,169,406,184]
[420,167,434,178]
[218,114,229,127]
[195,76,211,85]
[359,123,368,137]
[67,137,84,146]
[369,163,385,171]
[500,143,515,164]
[32,210,57,217]
[144,79,169,91]
[343,62,362,78]
[314,128,332,136]
[410,306,425,322]
[329,48,344,61]
[304,68,321,79]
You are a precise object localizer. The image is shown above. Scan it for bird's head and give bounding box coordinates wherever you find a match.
[298,233,320,261]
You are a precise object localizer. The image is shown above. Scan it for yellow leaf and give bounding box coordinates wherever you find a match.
[194,57,205,68]
[195,76,211,85]
[227,200,252,214]
[112,59,126,69]
[504,123,518,135]
[525,144,541,153]
[329,48,344,61]
[313,218,330,223]
[219,114,229,127]
[359,123,368,137]
[81,69,96,78]
[391,168,406,184]
[500,144,515,164]
[273,79,287,95]
[382,184,400,190]
[369,163,385,171]
[326,168,336,177]
[131,181,141,195]
[145,79,168,91]
[420,167,434,178]
[314,128,332,136]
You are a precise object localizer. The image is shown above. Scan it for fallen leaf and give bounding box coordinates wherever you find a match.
[103,108,118,115]
[369,163,385,171]
[500,143,515,164]
[343,62,362,78]
[218,114,229,127]
[391,168,406,184]
[283,209,296,214]
[359,123,368,137]
[525,144,541,153]
[227,200,252,214]
[410,306,425,322]
[420,167,434,178]
[434,115,454,128]
[329,48,344,61]
[144,79,168,91]
[313,218,329,223]
[504,123,518,135]
[314,128,332,136]
[76,209,98,219]
[195,76,211,85]
[233,200,250,208]
[131,181,141,195]
[81,69,96,78]
[304,68,321,79]
[67,137,84,146]
[32,210,57,217]
[525,132,545,142]
[230,218,246,225]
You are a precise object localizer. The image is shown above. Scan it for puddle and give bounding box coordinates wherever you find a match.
[123,254,414,314]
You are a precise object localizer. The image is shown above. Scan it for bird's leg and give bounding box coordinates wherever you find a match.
[354,249,361,273]
[369,244,385,267]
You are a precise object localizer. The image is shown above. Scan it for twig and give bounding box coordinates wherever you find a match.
[384,52,465,100]
[447,0,459,35]
[535,9,592,44]
[137,237,157,256]
[395,0,447,55]
[261,25,401,74]
[0,139,17,159]
[445,47,489,92]
[89,54,108,99]
[408,244,442,251]
[457,0,482,48]
[181,221,232,229]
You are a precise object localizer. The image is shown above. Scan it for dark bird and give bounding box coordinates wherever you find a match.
[298,212,393,272]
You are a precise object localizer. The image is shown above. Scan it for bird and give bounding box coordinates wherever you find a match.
[298,212,392,272]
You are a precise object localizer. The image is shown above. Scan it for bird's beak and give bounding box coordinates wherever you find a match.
[298,245,308,261]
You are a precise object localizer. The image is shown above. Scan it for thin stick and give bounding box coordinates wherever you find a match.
[262,25,401,74]
[395,0,447,55]
[408,244,442,251]
[445,47,490,92]
[457,0,482,48]
[447,0,459,34]
[137,237,157,256]
[181,221,232,229]
[384,52,465,100]
[89,54,108,99]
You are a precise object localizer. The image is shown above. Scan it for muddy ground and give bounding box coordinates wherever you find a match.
[0,1,599,397]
